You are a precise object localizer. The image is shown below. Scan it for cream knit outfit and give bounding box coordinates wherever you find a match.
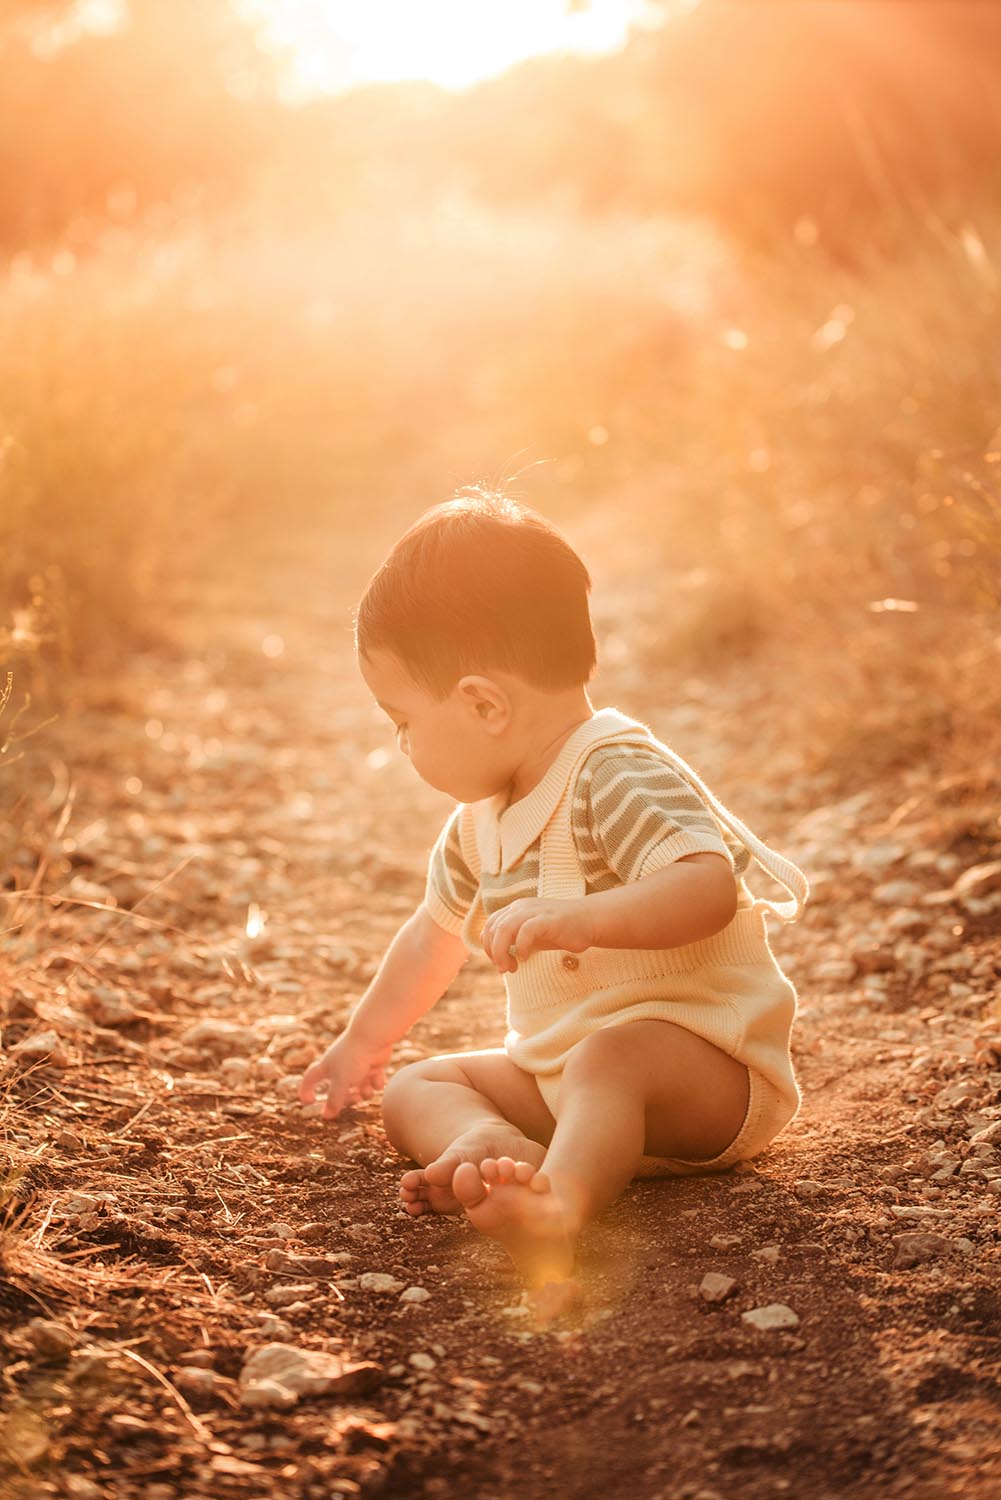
[423,709,809,1175]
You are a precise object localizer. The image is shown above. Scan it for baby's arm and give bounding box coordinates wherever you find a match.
[299,905,468,1118]
[481,853,737,973]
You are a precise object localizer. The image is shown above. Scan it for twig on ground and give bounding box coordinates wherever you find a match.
[115,1346,216,1446]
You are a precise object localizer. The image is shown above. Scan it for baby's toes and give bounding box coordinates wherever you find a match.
[480,1157,501,1183]
[513,1160,537,1185]
[493,1156,519,1183]
[400,1168,426,1194]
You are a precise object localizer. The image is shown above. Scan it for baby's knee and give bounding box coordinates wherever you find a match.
[381,1056,460,1136]
[382,1060,427,1128]
[562,1025,644,1089]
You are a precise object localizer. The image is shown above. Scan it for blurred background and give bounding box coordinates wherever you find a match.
[2,0,1000,785]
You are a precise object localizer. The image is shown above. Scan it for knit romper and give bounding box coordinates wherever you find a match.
[439,710,809,1175]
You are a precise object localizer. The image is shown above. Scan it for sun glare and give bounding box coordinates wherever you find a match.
[245,0,670,99]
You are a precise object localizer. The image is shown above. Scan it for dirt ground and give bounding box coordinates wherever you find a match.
[2,528,1000,1500]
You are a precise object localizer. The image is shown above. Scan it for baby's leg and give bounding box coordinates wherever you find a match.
[381,1048,555,1216]
[452,1021,748,1295]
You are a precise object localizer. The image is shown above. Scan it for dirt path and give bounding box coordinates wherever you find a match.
[2,530,999,1500]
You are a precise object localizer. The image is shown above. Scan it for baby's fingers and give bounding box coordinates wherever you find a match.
[298,1059,324,1105]
[321,1081,348,1120]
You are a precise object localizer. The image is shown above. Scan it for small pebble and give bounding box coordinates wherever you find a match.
[813,959,857,983]
[742,1304,800,1332]
[409,1352,436,1371]
[264,1283,317,1306]
[400,1286,431,1303]
[891,1231,957,1269]
[64,1480,103,1500]
[249,1314,294,1340]
[174,1366,226,1396]
[793,1179,826,1199]
[10,1030,67,1067]
[176,1349,214,1369]
[26,1319,75,1357]
[751,1244,780,1264]
[359,1272,406,1295]
[699,1273,738,1304]
[873,879,925,905]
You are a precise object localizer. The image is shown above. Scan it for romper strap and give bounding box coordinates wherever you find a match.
[541,726,809,922]
[646,740,809,922]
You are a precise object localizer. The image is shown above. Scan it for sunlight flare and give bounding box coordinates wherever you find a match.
[243,0,667,97]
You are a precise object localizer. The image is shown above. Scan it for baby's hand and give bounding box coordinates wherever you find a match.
[298,1032,392,1120]
[481,897,595,974]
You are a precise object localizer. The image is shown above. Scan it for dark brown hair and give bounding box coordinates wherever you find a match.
[355,490,597,697]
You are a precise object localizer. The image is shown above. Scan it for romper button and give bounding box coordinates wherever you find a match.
[561,953,580,972]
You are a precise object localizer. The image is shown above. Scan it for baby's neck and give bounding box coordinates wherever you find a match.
[505,686,594,805]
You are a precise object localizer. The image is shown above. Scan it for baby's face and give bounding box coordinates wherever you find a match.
[359,649,511,803]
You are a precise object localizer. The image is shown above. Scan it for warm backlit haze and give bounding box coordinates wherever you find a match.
[2,7,1001,1493]
[2,0,1000,782]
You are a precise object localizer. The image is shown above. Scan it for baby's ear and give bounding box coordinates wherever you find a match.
[456,675,510,732]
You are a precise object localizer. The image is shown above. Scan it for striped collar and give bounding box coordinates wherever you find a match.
[469,707,650,873]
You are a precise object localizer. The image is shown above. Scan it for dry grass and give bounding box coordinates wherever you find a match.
[1,196,999,784]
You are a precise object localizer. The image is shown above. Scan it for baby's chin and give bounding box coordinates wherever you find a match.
[421,767,510,804]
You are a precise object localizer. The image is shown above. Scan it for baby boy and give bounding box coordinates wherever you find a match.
[300,492,808,1310]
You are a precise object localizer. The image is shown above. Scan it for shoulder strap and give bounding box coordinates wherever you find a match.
[646,738,809,922]
[456,804,482,884]
[544,724,808,922]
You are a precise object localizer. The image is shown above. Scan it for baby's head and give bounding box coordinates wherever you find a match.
[356,491,596,801]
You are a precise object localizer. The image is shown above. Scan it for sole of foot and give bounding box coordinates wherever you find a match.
[452,1155,578,1296]
[399,1131,546,1218]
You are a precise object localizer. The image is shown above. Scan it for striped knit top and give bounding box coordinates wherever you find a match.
[425,740,754,938]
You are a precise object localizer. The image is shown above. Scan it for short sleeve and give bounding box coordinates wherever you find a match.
[423,808,480,934]
[574,744,734,884]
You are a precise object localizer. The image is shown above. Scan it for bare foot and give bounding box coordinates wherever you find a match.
[399,1128,546,1217]
[452,1156,581,1310]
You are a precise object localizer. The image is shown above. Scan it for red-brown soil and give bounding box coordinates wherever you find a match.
[2,534,999,1500]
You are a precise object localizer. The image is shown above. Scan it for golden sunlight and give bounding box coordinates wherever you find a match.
[245,0,670,97]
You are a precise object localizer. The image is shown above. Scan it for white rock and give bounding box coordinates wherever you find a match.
[793,1179,826,1199]
[709,1234,741,1250]
[874,880,925,905]
[409,1352,436,1371]
[219,1057,253,1083]
[64,1479,103,1500]
[400,1286,431,1303]
[264,1283,317,1306]
[61,1193,103,1215]
[239,1342,380,1408]
[180,1019,256,1054]
[742,1304,800,1332]
[175,1366,227,1396]
[751,1244,781,1264]
[358,1272,406,1295]
[885,908,928,935]
[10,1031,67,1066]
[248,1314,294,1341]
[813,959,857,983]
[854,842,907,871]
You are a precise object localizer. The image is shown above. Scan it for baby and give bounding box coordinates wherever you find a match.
[300,492,808,1311]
